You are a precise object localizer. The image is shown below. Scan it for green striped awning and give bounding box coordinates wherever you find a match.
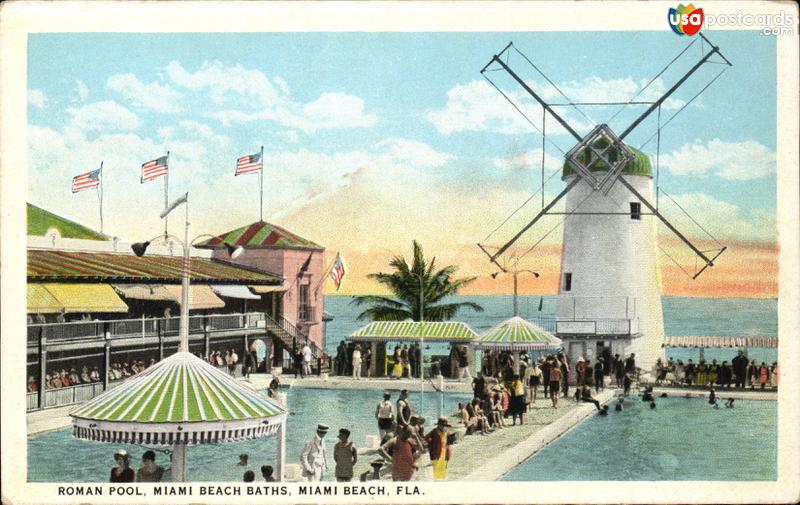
[348,321,478,342]
[196,221,324,251]
[474,316,562,351]
[71,352,285,446]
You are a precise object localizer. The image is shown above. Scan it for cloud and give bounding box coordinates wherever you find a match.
[659,192,775,242]
[74,80,89,102]
[375,138,455,168]
[165,61,377,133]
[107,73,181,113]
[427,76,686,137]
[28,89,47,108]
[492,148,563,171]
[660,139,776,180]
[66,100,140,132]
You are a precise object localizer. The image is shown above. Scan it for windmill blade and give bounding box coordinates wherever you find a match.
[615,177,715,270]
[619,33,731,141]
[483,47,583,143]
[490,177,581,261]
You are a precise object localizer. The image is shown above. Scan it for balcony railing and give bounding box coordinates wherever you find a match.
[298,305,317,323]
[555,317,640,336]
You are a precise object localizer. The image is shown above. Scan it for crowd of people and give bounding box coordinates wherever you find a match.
[35,359,158,391]
[651,352,779,389]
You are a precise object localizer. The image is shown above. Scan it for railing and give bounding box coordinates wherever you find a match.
[110,318,158,338]
[27,321,104,342]
[555,317,639,336]
[38,382,106,409]
[556,295,638,320]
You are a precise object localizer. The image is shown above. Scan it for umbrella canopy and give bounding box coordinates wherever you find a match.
[347,320,478,343]
[473,316,562,351]
[71,352,285,446]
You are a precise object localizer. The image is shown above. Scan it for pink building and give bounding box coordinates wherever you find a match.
[197,221,327,363]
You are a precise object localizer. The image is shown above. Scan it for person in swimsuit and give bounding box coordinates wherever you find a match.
[109,449,134,483]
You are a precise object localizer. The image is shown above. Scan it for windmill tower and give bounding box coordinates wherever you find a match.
[478,35,730,372]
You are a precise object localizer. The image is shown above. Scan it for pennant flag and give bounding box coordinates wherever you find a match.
[142,155,168,182]
[160,192,188,219]
[297,253,313,278]
[236,151,262,175]
[72,168,101,193]
[329,253,346,290]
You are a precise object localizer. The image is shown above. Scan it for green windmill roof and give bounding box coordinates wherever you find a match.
[195,221,324,251]
[71,352,285,424]
[562,145,652,179]
[27,203,108,240]
[474,316,562,351]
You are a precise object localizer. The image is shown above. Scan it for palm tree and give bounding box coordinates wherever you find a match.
[352,241,483,321]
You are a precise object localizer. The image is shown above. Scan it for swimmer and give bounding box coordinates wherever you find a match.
[725,398,735,408]
[598,405,609,416]
[649,401,656,409]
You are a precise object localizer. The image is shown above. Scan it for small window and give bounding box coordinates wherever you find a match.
[630,202,642,220]
[563,272,572,292]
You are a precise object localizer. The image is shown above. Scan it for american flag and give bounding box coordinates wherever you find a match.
[72,168,101,193]
[236,151,262,175]
[141,155,168,182]
[329,253,346,290]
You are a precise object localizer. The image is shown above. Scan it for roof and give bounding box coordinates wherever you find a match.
[562,145,652,179]
[31,283,129,313]
[71,352,285,445]
[27,284,63,313]
[195,221,324,251]
[28,249,282,285]
[348,321,478,342]
[474,316,562,351]
[664,336,777,348]
[27,203,109,241]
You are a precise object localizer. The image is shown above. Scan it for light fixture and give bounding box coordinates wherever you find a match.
[224,243,245,259]
[131,241,151,257]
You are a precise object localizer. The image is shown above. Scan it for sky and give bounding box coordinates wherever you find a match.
[27,30,778,297]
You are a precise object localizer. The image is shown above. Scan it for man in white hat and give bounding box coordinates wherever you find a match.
[300,424,329,481]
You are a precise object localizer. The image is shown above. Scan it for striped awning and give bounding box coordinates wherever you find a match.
[211,284,260,300]
[163,285,225,310]
[27,284,62,313]
[71,352,285,446]
[664,336,778,348]
[113,284,176,301]
[36,283,129,313]
[28,249,282,284]
[249,285,287,294]
[474,316,562,351]
[196,221,324,251]
[348,321,478,342]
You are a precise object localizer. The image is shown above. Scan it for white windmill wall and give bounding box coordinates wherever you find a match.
[556,172,665,370]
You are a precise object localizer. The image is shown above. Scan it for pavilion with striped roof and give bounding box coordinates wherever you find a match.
[348,321,478,342]
[195,220,324,251]
[71,351,287,481]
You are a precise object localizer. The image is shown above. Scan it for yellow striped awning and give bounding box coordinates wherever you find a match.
[41,283,129,313]
[112,284,175,301]
[249,285,287,294]
[163,284,225,310]
[27,284,62,313]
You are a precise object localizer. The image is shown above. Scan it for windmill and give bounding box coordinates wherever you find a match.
[478,33,731,370]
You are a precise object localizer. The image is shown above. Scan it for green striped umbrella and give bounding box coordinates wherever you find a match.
[71,352,286,446]
[473,316,562,351]
[348,320,478,342]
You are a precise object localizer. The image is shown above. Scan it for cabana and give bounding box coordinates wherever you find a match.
[473,316,562,372]
[346,321,478,378]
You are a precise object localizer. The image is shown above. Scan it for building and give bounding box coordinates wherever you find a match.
[25,205,329,411]
[196,220,327,352]
[555,147,665,371]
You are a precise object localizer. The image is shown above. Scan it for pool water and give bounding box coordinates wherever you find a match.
[503,396,777,481]
[28,387,472,482]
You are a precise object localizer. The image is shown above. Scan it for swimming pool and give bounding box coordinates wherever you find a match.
[502,396,777,481]
[28,387,471,482]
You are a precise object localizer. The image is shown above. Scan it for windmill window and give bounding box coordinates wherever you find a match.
[563,273,572,292]
[630,202,642,220]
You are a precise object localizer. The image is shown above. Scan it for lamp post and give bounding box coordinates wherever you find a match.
[492,266,539,317]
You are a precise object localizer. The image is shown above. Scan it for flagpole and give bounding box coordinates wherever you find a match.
[259,145,264,222]
[164,150,170,238]
[98,161,104,234]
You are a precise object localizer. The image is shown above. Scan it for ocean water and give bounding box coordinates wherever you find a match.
[28,387,471,482]
[503,397,777,481]
[324,295,778,363]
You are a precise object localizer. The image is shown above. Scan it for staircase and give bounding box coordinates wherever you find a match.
[263,313,329,373]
